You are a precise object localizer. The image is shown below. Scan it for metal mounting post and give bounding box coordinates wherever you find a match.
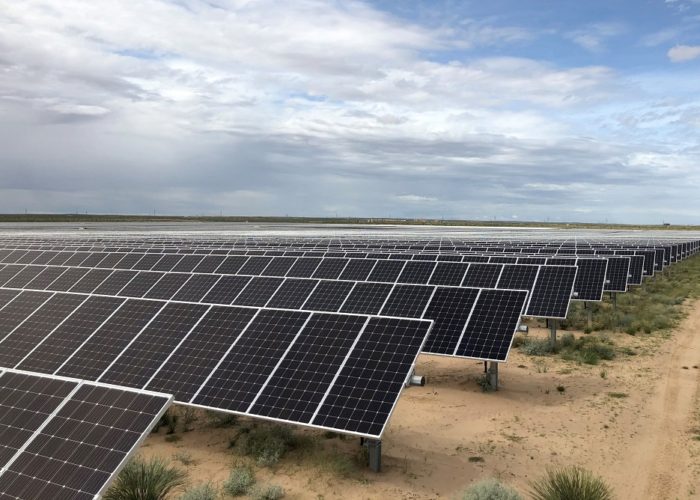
[586,302,592,329]
[366,439,382,472]
[487,361,499,391]
[549,319,557,346]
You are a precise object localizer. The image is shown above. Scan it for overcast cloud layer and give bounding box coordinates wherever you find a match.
[1,0,700,223]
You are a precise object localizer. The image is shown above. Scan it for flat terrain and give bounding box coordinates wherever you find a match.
[140,300,700,499]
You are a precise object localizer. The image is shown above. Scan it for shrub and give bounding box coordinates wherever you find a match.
[520,338,553,356]
[529,466,613,500]
[462,478,522,500]
[104,456,187,500]
[251,484,285,500]
[222,465,255,496]
[206,410,238,428]
[240,425,301,466]
[560,333,575,348]
[179,482,218,500]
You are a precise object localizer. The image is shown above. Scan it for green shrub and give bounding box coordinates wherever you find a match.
[222,465,255,496]
[520,338,553,356]
[560,333,575,348]
[530,466,613,500]
[179,482,218,500]
[462,478,522,500]
[206,410,238,428]
[239,425,303,466]
[581,350,600,365]
[104,456,187,500]
[251,483,285,500]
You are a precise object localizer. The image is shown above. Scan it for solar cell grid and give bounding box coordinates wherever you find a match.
[267,279,319,309]
[429,262,469,286]
[526,265,577,318]
[68,269,114,294]
[24,267,67,290]
[311,317,431,437]
[455,289,527,360]
[367,259,405,282]
[339,259,376,281]
[0,371,76,468]
[233,277,284,307]
[92,270,137,295]
[398,261,435,284]
[3,266,45,289]
[146,306,257,400]
[262,257,297,277]
[572,259,607,301]
[193,309,310,412]
[286,257,322,278]
[194,275,248,305]
[340,282,393,315]
[0,265,24,287]
[118,271,165,298]
[312,258,349,280]
[172,274,220,302]
[57,300,166,381]
[422,287,479,354]
[0,375,171,500]
[250,313,367,422]
[15,296,126,375]
[99,302,209,389]
[0,293,87,369]
[461,263,502,288]
[151,253,184,272]
[238,256,273,275]
[303,280,355,312]
[115,253,144,269]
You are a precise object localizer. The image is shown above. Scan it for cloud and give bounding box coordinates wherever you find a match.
[0,1,698,223]
[668,44,700,61]
[566,23,626,52]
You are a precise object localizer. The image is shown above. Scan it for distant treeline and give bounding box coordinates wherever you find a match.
[0,213,695,230]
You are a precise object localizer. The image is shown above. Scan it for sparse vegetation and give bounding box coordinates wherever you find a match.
[607,392,628,399]
[529,466,613,500]
[519,332,616,365]
[222,465,255,496]
[104,456,187,500]
[235,424,312,466]
[563,255,700,335]
[462,478,522,500]
[173,451,196,467]
[206,410,238,428]
[250,483,285,500]
[178,482,218,500]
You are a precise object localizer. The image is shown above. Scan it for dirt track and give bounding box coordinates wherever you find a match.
[142,300,700,499]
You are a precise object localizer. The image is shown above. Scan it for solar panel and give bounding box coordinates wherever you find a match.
[57,300,166,381]
[250,313,366,422]
[192,309,310,412]
[311,317,430,436]
[367,260,405,282]
[303,280,354,312]
[496,264,538,292]
[380,284,434,318]
[312,258,349,280]
[422,287,479,354]
[267,279,319,309]
[69,269,113,294]
[339,259,376,281]
[99,303,209,389]
[429,262,468,286]
[455,289,527,361]
[397,261,435,284]
[146,306,257,400]
[0,370,171,499]
[525,265,577,318]
[233,277,284,307]
[572,259,607,301]
[15,296,126,375]
[603,257,630,292]
[461,263,502,288]
[340,282,393,315]
[0,294,86,368]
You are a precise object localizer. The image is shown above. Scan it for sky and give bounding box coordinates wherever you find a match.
[1,0,700,223]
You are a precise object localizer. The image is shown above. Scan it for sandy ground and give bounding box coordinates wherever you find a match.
[140,300,700,499]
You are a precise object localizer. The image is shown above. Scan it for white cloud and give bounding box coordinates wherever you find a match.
[566,23,626,52]
[668,44,700,61]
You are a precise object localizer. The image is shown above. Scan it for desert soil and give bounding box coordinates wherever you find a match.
[141,300,700,499]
